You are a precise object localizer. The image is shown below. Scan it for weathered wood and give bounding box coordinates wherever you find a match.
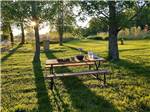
[45,70,110,79]
[45,62,95,68]
[45,58,106,67]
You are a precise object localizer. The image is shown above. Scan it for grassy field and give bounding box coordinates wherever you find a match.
[1,39,150,112]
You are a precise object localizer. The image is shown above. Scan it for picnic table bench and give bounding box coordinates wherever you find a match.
[45,56,110,90]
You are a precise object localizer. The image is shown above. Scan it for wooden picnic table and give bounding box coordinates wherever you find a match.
[45,56,110,89]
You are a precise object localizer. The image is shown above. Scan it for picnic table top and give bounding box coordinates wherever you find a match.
[46,57,106,66]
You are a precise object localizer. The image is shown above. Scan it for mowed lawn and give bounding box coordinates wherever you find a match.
[1,39,150,112]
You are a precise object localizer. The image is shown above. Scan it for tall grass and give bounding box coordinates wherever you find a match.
[118,27,150,40]
[96,26,150,40]
[49,32,76,42]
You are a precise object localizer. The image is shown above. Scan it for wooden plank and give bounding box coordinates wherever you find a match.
[45,70,110,78]
[46,59,58,65]
[45,57,106,66]
[45,61,95,68]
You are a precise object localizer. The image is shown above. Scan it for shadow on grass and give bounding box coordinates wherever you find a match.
[32,61,52,112]
[45,50,119,112]
[112,59,150,78]
[1,44,22,63]
[64,45,87,54]
[40,49,67,53]
[119,47,149,52]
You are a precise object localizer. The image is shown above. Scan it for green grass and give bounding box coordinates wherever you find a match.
[1,39,150,112]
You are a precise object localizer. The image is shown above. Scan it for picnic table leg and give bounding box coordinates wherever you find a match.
[94,61,107,87]
[94,61,99,78]
[50,65,54,90]
[50,77,54,90]
[103,73,106,86]
[89,65,91,70]
[95,62,98,70]
[95,61,101,70]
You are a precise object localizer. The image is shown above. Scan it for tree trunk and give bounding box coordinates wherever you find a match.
[59,23,63,46]
[33,24,40,62]
[120,38,124,45]
[8,23,14,46]
[108,1,119,60]
[58,1,64,46]
[31,1,40,62]
[20,22,25,44]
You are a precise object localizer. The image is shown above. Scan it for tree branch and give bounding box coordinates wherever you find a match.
[98,10,109,19]
[95,13,108,24]
[128,3,146,22]
[117,2,148,31]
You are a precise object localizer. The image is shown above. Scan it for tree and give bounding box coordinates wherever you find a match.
[1,1,30,44]
[88,17,108,35]
[1,1,14,45]
[31,1,40,62]
[58,0,64,46]
[108,1,119,60]
[43,1,77,46]
[1,22,9,41]
[12,1,30,44]
[80,1,149,60]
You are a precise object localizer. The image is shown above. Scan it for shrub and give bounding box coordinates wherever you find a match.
[143,36,150,39]
[1,34,9,41]
[104,36,109,40]
[97,32,109,40]
[87,35,103,40]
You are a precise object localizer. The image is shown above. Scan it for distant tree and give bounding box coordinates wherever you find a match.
[1,1,14,45]
[43,1,77,46]
[1,1,30,44]
[88,17,108,35]
[1,22,9,41]
[12,1,30,44]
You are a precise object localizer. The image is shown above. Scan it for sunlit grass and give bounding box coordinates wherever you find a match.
[1,39,150,112]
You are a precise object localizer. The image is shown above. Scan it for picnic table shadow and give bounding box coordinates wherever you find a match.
[45,50,119,112]
[1,44,22,63]
[32,61,52,112]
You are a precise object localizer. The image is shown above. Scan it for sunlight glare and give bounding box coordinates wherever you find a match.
[31,21,36,26]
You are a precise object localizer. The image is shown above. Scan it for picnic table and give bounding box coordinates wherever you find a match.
[45,56,110,89]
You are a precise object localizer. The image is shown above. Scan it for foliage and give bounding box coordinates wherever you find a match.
[135,6,150,28]
[87,35,103,40]
[87,17,108,35]
[45,1,77,33]
[1,23,10,41]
